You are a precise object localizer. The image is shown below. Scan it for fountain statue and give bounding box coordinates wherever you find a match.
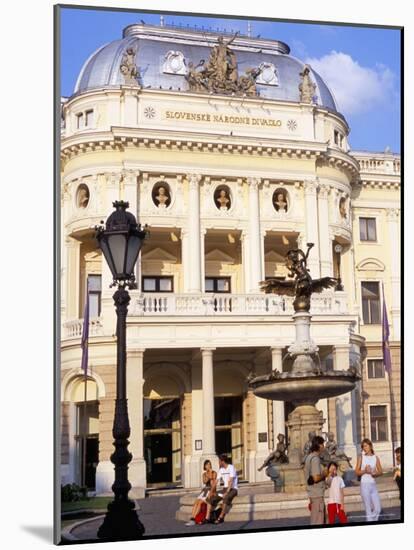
[249,243,359,491]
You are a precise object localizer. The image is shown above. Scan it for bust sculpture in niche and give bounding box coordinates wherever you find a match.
[339,197,347,219]
[273,188,288,212]
[214,186,231,210]
[152,183,171,208]
[77,184,90,209]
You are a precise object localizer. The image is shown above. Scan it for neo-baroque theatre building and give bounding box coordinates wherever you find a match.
[60,23,401,495]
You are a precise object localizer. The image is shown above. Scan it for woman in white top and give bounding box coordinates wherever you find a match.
[355,438,383,521]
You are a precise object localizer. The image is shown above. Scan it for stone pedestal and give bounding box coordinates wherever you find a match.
[286,404,324,465]
[278,463,306,493]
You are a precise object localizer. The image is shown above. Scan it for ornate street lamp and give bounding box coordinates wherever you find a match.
[95,201,148,541]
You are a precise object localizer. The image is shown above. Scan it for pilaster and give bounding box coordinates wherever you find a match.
[303,179,320,278]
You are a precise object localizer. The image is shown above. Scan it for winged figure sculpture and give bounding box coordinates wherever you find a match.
[260,243,339,312]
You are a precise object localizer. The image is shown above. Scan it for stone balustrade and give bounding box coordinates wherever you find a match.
[129,291,348,317]
[61,292,348,341]
[63,317,104,339]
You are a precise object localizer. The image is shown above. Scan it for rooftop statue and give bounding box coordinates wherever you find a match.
[185,33,259,97]
[260,243,338,313]
[120,47,140,86]
[299,64,316,103]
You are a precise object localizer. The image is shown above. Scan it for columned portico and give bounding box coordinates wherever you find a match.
[333,345,358,462]
[127,349,146,497]
[247,177,263,292]
[201,348,216,459]
[187,173,202,293]
[317,183,332,277]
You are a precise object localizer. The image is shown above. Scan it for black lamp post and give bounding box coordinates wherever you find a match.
[95,200,148,541]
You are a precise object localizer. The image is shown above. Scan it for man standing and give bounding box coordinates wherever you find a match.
[212,454,238,524]
[304,435,328,525]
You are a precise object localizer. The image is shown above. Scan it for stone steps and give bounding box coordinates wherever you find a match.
[176,481,400,521]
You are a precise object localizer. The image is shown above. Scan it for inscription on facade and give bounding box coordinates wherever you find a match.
[165,110,282,127]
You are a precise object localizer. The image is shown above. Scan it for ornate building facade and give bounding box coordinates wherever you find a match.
[59,23,401,495]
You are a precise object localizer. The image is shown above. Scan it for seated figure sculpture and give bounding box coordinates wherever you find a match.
[301,431,316,464]
[322,431,352,467]
[258,433,289,471]
[258,433,288,492]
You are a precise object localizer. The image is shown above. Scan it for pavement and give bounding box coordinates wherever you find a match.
[62,494,401,543]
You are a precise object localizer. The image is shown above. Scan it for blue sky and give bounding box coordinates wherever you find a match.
[60,6,401,153]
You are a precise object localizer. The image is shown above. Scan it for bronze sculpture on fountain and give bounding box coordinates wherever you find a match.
[249,243,359,490]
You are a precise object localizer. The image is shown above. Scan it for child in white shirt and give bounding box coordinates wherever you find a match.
[326,462,348,524]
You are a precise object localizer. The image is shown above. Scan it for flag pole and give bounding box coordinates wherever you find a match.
[81,281,90,490]
[382,283,396,467]
[387,367,396,468]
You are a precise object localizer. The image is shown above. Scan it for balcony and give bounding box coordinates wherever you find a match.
[129,291,348,317]
[61,291,349,343]
[63,317,104,339]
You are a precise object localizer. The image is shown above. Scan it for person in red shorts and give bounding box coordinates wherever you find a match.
[326,462,348,524]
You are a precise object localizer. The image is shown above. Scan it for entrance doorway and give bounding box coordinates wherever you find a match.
[214,396,244,478]
[75,400,99,489]
[143,398,181,486]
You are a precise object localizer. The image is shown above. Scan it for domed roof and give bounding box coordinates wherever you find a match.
[74,24,338,113]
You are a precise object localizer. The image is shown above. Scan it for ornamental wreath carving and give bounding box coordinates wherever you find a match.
[185,33,260,97]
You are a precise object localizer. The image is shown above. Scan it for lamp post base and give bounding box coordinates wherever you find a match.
[97,498,145,541]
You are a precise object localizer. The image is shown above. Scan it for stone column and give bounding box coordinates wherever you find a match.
[386,209,400,340]
[188,356,204,487]
[241,230,250,293]
[181,228,190,293]
[317,183,332,277]
[95,395,116,494]
[200,228,206,293]
[333,345,358,462]
[247,177,263,292]
[66,237,81,318]
[201,348,216,458]
[123,170,141,288]
[187,174,202,293]
[303,179,320,278]
[126,348,146,497]
[271,348,286,441]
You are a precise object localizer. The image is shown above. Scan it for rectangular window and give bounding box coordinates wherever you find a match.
[361,281,381,324]
[87,274,102,317]
[370,405,388,442]
[205,277,231,293]
[367,359,385,379]
[142,276,173,292]
[76,112,84,129]
[334,130,339,145]
[359,217,377,242]
[85,109,94,127]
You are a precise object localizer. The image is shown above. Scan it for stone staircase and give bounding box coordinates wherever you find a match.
[176,479,400,521]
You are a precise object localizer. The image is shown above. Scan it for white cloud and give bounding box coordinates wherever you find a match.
[305,51,397,115]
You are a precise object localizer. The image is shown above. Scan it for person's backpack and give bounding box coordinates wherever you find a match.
[195,502,207,524]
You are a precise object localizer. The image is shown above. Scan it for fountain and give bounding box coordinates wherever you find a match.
[249,243,360,491]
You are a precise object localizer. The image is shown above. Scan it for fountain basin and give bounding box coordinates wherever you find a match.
[250,372,358,404]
